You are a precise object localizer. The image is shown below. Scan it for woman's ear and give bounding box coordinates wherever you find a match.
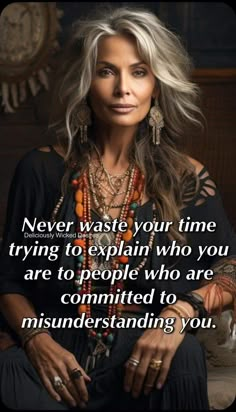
[152,87,160,100]
[152,79,160,100]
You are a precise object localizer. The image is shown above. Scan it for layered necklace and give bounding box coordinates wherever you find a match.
[88,147,135,222]
[71,153,145,367]
[69,151,158,372]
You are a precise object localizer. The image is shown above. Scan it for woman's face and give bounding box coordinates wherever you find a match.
[89,35,157,128]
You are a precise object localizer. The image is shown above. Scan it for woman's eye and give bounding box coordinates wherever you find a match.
[98,68,114,77]
[133,70,146,77]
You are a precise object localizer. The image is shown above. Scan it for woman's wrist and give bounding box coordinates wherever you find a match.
[161,305,184,320]
[20,327,51,349]
[175,292,209,320]
[175,300,198,318]
[24,330,52,351]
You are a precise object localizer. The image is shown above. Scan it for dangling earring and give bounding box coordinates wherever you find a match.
[74,99,92,143]
[148,98,164,145]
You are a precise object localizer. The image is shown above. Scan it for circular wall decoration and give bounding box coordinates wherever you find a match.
[0,2,63,112]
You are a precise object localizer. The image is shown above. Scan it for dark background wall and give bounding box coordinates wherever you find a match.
[57,2,236,68]
[0,2,236,236]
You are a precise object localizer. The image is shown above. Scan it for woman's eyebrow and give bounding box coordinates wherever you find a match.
[96,60,147,68]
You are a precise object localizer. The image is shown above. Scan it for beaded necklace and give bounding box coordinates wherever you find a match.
[72,164,143,337]
[88,153,134,221]
[68,164,157,371]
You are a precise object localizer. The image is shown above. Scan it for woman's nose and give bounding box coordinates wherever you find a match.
[114,73,130,96]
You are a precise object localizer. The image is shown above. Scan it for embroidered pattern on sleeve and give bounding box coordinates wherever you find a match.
[182,167,217,208]
[201,257,236,332]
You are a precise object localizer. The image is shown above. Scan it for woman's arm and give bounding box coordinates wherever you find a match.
[179,159,236,322]
[0,294,37,337]
[0,151,90,408]
[194,256,236,323]
[124,161,236,398]
[0,292,91,409]
[175,285,233,319]
[123,285,234,400]
[191,284,233,314]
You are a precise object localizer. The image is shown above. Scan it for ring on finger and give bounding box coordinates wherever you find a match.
[149,364,161,371]
[69,368,83,380]
[149,359,162,370]
[53,375,64,390]
[127,358,140,367]
[144,383,154,388]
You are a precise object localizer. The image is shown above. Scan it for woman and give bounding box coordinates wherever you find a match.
[0,6,235,410]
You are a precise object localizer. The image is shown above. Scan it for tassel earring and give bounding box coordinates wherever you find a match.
[148,98,164,145]
[74,99,92,143]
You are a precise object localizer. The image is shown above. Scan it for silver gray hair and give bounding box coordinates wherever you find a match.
[50,6,203,159]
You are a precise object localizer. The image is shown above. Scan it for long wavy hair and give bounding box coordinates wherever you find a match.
[49,5,204,243]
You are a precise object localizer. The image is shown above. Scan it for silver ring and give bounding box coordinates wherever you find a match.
[53,376,64,390]
[128,357,140,367]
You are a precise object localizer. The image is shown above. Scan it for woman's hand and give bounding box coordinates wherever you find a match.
[123,311,185,398]
[25,332,91,408]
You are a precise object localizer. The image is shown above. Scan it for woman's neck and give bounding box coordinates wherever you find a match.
[93,124,137,173]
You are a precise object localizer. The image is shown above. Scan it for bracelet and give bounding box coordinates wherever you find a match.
[175,292,209,320]
[174,303,192,318]
[161,305,184,319]
[21,328,51,349]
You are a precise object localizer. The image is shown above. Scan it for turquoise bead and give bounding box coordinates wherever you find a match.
[72,172,80,179]
[119,264,124,270]
[97,333,102,339]
[77,255,84,262]
[107,333,114,344]
[77,262,82,268]
[130,202,138,209]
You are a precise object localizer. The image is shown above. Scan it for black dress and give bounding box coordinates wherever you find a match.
[0,147,235,410]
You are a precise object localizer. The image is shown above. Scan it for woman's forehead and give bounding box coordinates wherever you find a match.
[96,35,145,64]
[97,35,137,53]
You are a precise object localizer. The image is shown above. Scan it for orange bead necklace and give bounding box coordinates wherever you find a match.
[72,164,144,348]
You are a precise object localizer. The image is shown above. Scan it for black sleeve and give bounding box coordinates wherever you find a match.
[183,167,236,267]
[0,149,63,296]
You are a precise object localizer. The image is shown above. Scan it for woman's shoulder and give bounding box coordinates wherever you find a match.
[37,145,65,159]
[16,145,64,172]
[13,145,65,190]
[187,156,205,176]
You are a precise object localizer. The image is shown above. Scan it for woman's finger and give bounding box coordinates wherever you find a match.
[50,368,81,409]
[56,363,87,408]
[155,353,173,390]
[123,350,142,393]
[53,380,77,408]
[60,374,86,408]
[66,358,90,403]
[131,353,151,398]
[28,355,64,403]
[65,370,88,407]
[143,356,163,395]
[41,373,62,403]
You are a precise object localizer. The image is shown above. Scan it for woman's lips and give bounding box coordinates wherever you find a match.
[109,105,136,114]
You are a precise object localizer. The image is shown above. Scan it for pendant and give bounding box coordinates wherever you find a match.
[93,339,108,356]
[90,260,112,271]
[85,339,111,373]
[92,229,115,249]
[102,213,112,222]
[91,229,115,270]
